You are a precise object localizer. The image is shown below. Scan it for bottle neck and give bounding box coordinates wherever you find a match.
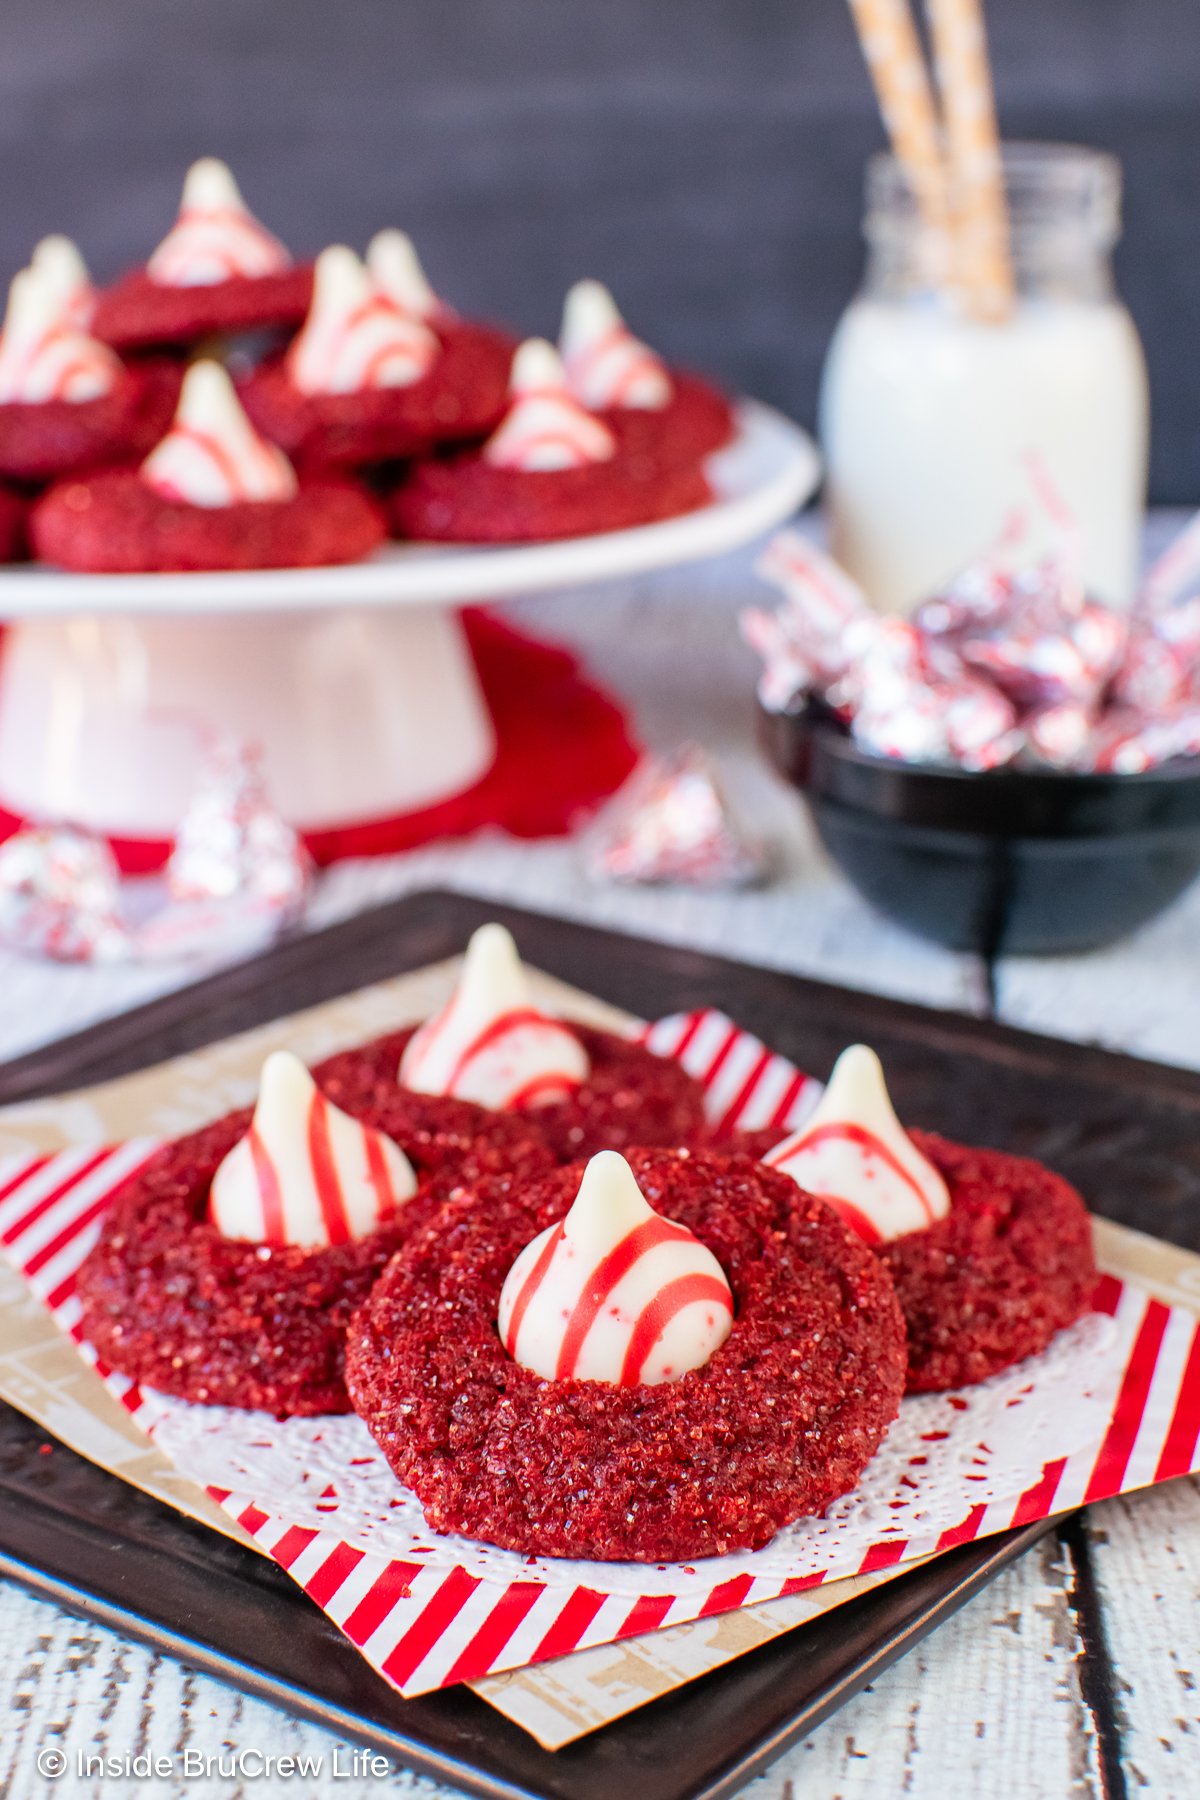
[861,142,1123,311]
[863,229,1116,307]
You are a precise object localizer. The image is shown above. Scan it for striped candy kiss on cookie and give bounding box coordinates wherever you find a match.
[141,360,298,508]
[288,245,439,397]
[399,923,589,1112]
[483,339,615,473]
[366,230,442,323]
[764,1044,949,1244]
[498,1150,734,1386]
[147,158,291,288]
[559,280,672,412]
[30,235,96,332]
[0,264,118,406]
[210,1051,417,1248]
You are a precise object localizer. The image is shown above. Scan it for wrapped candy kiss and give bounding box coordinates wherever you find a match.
[0,825,130,964]
[586,743,766,889]
[747,503,1200,776]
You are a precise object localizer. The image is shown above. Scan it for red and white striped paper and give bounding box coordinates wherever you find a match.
[0,1011,1198,1699]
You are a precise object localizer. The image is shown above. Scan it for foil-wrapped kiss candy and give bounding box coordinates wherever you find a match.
[745,500,1200,777]
[587,744,766,888]
[0,738,311,964]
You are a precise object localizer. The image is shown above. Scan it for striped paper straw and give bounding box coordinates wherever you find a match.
[846,0,951,241]
[924,0,1015,320]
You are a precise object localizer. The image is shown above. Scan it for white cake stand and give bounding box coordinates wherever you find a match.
[0,401,818,838]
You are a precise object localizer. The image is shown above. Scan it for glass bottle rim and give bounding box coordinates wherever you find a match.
[865,140,1123,248]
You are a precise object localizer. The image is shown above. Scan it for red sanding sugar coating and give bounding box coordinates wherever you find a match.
[240,322,515,468]
[93,266,315,352]
[77,1030,553,1418]
[0,361,182,484]
[391,449,711,544]
[604,372,735,468]
[31,468,386,572]
[392,1021,710,1161]
[884,1132,1098,1393]
[346,1146,907,1561]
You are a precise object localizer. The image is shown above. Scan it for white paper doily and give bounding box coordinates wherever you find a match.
[143,1309,1120,1598]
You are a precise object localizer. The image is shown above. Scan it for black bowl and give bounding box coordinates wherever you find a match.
[760,704,1200,955]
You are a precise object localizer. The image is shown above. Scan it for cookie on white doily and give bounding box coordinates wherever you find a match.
[143,1309,1120,1598]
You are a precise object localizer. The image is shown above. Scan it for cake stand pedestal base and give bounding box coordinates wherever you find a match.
[0,605,496,836]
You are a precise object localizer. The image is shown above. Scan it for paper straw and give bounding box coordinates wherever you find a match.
[924,0,1014,319]
[845,0,951,239]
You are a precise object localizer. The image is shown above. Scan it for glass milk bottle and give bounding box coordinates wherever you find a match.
[819,144,1149,614]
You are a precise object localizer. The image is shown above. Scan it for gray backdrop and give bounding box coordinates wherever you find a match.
[4,0,1198,499]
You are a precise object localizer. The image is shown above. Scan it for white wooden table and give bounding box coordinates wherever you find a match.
[1,517,1196,1799]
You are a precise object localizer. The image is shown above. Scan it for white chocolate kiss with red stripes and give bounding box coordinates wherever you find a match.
[210,1051,417,1248]
[366,230,441,322]
[399,923,589,1112]
[483,339,616,473]
[141,360,298,508]
[559,280,673,412]
[147,158,291,288]
[291,243,440,397]
[763,1045,950,1245]
[30,236,96,332]
[498,1150,734,1385]
[288,245,439,397]
[0,265,119,405]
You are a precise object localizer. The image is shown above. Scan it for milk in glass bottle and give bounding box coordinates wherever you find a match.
[819,144,1149,614]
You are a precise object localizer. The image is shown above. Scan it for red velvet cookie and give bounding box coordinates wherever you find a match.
[391,449,711,544]
[93,266,314,353]
[346,1146,907,1561]
[76,1039,553,1418]
[0,359,181,484]
[603,373,735,467]
[393,1021,711,1161]
[750,1120,1097,1392]
[31,467,385,572]
[882,1131,1098,1393]
[241,320,514,469]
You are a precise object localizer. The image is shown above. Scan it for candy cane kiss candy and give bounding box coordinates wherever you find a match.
[399,923,589,1110]
[498,1150,734,1385]
[483,339,615,472]
[147,158,291,287]
[0,265,118,405]
[210,1050,417,1247]
[764,1045,949,1244]
[559,280,672,411]
[288,245,438,396]
[141,360,298,507]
